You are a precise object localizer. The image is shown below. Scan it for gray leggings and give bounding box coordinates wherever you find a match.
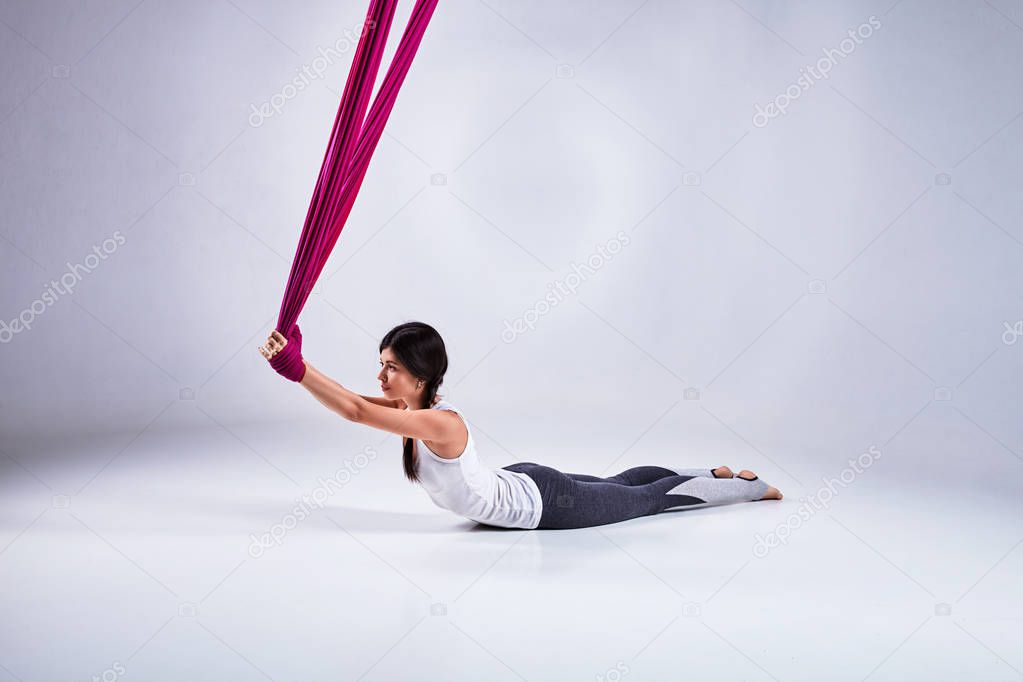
[502,463,770,530]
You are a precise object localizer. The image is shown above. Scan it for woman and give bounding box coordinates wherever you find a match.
[258,321,782,530]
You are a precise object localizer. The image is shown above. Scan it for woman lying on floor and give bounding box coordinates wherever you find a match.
[259,321,781,530]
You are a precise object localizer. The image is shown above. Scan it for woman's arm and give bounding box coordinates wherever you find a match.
[299,361,459,443]
[359,395,401,408]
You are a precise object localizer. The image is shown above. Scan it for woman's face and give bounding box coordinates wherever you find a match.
[378,347,419,400]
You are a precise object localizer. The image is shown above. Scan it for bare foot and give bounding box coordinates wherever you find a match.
[737,470,783,500]
[712,465,734,479]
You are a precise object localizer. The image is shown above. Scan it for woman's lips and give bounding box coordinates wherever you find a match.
[381,385,389,391]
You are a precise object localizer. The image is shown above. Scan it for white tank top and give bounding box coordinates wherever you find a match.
[409,400,542,529]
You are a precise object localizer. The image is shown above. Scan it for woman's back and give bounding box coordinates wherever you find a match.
[411,400,543,529]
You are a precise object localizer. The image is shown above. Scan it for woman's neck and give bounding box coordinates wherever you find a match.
[406,396,436,411]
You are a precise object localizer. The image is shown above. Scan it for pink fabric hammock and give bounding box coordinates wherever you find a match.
[270,0,438,380]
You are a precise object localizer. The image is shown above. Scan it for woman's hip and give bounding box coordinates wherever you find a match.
[502,462,655,530]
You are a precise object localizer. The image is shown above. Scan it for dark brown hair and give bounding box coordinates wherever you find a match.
[379,321,448,483]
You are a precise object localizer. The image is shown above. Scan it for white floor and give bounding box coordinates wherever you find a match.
[2,417,1021,682]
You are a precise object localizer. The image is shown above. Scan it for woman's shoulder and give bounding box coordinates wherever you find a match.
[431,399,470,432]
[422,398,472,459]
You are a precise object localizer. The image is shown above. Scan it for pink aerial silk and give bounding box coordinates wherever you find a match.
[274,0,438,339]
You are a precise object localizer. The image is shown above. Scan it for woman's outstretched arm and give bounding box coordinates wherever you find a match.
[259,329,458,444]
[299,362,459,442]
[358,394,402,408]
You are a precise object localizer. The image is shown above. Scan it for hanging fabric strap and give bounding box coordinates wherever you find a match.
[275,0,438,336]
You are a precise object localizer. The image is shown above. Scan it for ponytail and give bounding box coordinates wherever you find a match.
[402,437,418,483]
[402,377,442,483]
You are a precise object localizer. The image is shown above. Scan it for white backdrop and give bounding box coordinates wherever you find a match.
[3,0,1021,475]
[3,1,1023,680]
